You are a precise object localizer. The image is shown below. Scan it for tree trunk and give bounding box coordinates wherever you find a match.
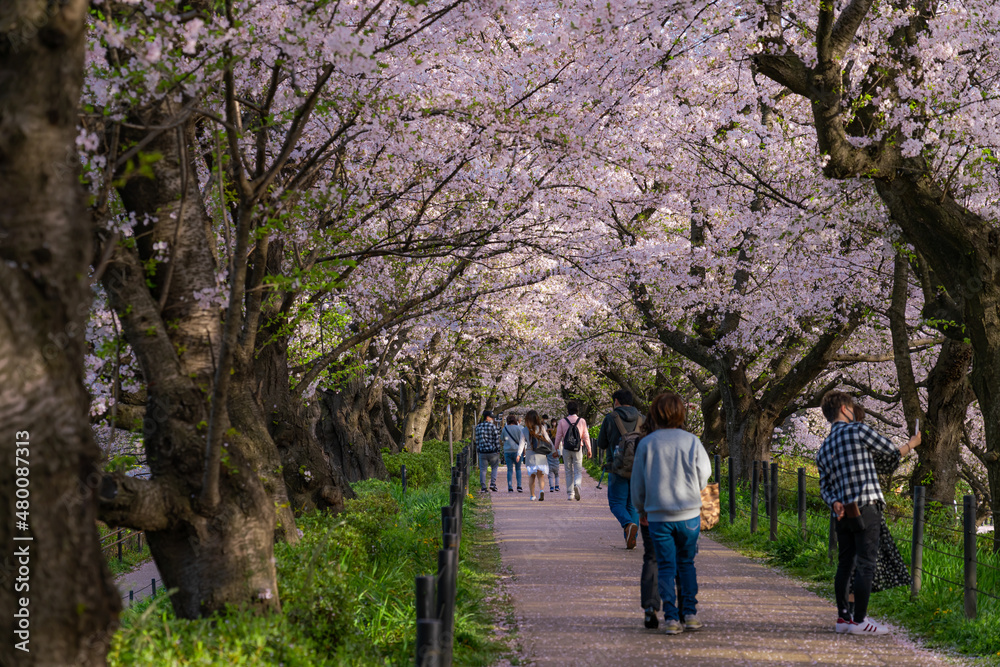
[428,401,447,441]
[451,402,466,441]
[874,176,1000,550]
[97,106,280,617]
[253,317,350,515]
[910,340,975,504]
[226,366,302,542]
[399,381,436,453]
[0,2,120,661]
[700,389,728,458]
[717,362,774,479]
[462,400,478,441]
[316,372,396,483]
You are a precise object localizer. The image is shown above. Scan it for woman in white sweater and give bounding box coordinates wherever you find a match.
[631,392,711,635]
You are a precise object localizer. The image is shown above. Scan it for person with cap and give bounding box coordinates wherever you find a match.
[474,410,503,493]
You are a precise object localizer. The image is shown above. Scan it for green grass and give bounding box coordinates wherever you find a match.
[108,440,507,666]
[711,457,1000,665]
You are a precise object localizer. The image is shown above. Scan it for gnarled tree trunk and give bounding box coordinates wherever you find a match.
[316,370,396,483]
[253,317,350,515]
[96,108,280,618]
[0,2,120,662]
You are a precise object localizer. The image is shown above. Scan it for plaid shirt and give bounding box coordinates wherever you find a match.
[816,421,900,509]
[474,421,502,454]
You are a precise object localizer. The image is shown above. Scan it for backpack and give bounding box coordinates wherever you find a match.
[562,416,582,452]
[610,411,642,479]
[530,432,553,456]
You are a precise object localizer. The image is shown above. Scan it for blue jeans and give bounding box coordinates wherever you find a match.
[648,517,701,621]
[503,451,522,489]
[607,472,639,535]
[478,452,500,489]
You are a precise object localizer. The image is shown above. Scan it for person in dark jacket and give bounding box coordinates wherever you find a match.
[595,389,643,550]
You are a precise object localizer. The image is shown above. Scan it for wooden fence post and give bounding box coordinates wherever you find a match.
[964,494,977,619]
[750,461,759,534]
[911,485,925,600]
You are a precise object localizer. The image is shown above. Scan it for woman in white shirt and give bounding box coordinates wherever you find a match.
[523,410,552,501]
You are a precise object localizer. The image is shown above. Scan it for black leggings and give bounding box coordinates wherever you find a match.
[834,504,881,623]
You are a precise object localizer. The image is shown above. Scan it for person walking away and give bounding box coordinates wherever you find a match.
[474,410,503,493]
[501,414,527,493]
[554,401,592,501]
[632,392,711,635]
[816,391,921,636]
[523,410,552,501]
[540,414,560,493]
[596,389,643,549]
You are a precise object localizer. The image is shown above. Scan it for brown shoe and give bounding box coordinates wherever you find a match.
[625,522,638,550]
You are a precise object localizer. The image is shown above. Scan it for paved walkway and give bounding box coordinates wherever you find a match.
[490,468,965,666]
[116,559,161,607]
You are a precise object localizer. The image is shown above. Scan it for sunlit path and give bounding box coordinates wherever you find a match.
[490,469,963,667]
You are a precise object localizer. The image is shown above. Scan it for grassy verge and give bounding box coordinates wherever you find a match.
[108,440,507,666]
[711,457,1000,665]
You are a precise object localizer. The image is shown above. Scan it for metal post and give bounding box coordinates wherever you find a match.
[762,461,770,518]
[416,574,441,667]
[441,507,453,545]
[129,589,133,606]
[728,460,735,525]
[750,461,759,534]
[713,454,721,484]
[416,620,442,667]
[964,494,977,619]
[828,512,837,565]
[911,485,925,599]
[402,464,408,495]
[452,485,462,542]
[797,468,806,541]
[416,575,436,619]
[151,578,156,597]
[447,404,454,468]
[118,535,123,563]
[436,549,458,667]
[769,462,778,541]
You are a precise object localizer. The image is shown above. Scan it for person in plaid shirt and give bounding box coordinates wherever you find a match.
[817,391,921,636]
[474,410,503,493]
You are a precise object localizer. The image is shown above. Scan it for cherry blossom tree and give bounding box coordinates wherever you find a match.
[750,0,1000,546]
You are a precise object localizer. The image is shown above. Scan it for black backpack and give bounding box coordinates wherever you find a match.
[610,411,643,479]
[562,416,582,452]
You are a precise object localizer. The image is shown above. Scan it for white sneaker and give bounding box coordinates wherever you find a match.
[848,620,890,635]
[835,618,854,634]
[530,495,537,501]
